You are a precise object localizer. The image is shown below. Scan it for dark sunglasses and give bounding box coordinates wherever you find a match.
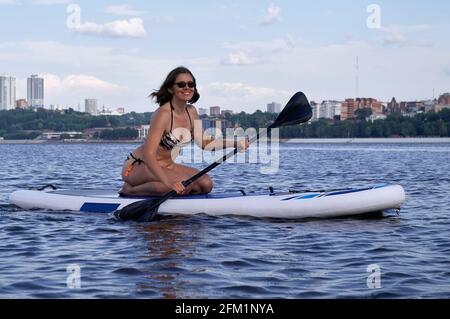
[174,81,196,89]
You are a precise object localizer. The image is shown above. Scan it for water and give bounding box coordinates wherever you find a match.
[1,142,450,298]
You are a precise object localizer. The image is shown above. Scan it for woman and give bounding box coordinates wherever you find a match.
[120,66,249,196]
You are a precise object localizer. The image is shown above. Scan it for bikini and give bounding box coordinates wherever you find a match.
[123,101,194,177]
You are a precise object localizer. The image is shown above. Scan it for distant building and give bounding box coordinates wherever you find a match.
[221,110,233,116]
[423,100,437,113]
[198,107,208,116]
[98,107,123,116]
[400,101,424,114]
[310,101,319,121]
[310,101,339,121]
[0,75,16,110]
[435,104,450,112]
[387,97,400,114]
[116,107,125,114]
[341,99,357,120]
[138,125,150,139]
[320,100,340,120]
[438,93,450,106]
[341,97,382,120]
[267,102,281,113]
[369,113,387,122]
[201,118,232,137]
[27,75,44,108]
[16,99,28,109]
[41,131,83,140]
[210,106,221,117]
[85,99,98,115]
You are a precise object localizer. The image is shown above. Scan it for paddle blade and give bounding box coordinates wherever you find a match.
[272,92,312,128]
[114,199,159,222]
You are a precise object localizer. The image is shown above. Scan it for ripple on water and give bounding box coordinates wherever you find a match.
[111,267,144,276]
[2,143,450,298]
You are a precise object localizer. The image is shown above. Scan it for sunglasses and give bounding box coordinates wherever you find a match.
[174,81,196,89]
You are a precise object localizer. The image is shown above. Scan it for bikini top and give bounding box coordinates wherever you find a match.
[159,101,194,151]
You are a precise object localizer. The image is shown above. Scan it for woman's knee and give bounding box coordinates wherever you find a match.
[199,175,213,193]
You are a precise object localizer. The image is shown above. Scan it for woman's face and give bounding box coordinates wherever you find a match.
[172,73,195,102]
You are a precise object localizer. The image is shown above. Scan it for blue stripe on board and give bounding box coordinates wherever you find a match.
[80,202,120,213]
[295,194,321,199]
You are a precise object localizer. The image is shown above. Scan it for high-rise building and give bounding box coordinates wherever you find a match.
[0,76,16,110]
[27,75,44,108]
[85,99,98,115]
[210,106,221,117]
[267,102,281,113]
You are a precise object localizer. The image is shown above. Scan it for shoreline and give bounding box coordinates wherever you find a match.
[1,137,450,145]
[286,137,450,143]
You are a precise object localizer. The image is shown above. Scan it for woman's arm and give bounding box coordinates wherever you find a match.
[189,106,249,152]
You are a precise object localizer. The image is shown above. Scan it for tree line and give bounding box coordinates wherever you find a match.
[0,108,152,140]
[225,108,450,138]
[1,107,449,140]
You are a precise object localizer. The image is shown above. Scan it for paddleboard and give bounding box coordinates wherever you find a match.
[9,184,406,219]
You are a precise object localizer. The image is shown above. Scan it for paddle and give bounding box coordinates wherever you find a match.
[114,91,312,222]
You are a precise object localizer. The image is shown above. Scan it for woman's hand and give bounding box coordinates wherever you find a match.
[168,181,186,195]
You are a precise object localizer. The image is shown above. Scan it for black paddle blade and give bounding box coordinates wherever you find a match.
[271,92,312,128]
[114,199,159,222]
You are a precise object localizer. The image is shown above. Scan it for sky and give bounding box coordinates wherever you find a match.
[0,0,449,113]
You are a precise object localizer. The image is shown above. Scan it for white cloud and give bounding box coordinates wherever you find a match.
[221,51,262,66]
[261,3,281,26]
[207,82,289,97]
[221,35,296,66]
[72,18,147,38]
[0,0,17,4]
[38,74,127,109]
[201,82,291,111]
[380,24,434,47]
[43,74,124,91]
[105,4,146,17]
[32,0,72,4]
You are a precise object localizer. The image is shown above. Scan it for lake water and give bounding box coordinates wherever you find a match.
[1,142,449,298]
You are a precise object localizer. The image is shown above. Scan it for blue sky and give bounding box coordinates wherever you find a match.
[1,0,449,112]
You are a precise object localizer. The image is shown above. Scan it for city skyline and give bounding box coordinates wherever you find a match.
[2,72,449,116]
[1,1,449,113]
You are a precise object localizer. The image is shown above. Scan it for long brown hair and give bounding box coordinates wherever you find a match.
[150,66,200,106]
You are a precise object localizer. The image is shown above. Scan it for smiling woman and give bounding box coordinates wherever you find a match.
[119,66,249,197]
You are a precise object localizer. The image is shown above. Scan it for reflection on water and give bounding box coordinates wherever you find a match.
[137,217,203,299]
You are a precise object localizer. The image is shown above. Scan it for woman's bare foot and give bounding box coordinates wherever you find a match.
[118,182,133,196]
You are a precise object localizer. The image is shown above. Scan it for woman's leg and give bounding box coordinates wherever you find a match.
[120,162,209,196]
[167,163,213,195]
